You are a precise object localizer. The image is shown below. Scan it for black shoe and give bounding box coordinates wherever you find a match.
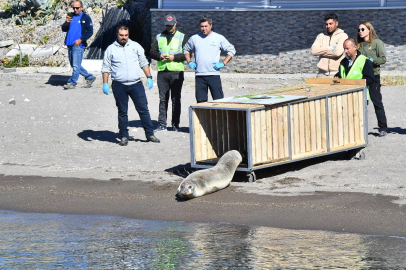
[119,137,129,146]
[63,83,76,89]
[154,124,167,132]
[84,77,96,88]
[147,135,160,143]
[172,124,180,132]
[379,131,388,137]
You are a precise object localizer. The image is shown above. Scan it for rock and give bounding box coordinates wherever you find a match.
[37,66,71,73]
[58,46,68,56]
[6,44,38,58]
[0,40,14,48]
[9,98,16,105]
[31,45,60,58]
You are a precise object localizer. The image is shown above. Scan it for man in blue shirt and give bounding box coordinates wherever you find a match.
[61,0,95,90]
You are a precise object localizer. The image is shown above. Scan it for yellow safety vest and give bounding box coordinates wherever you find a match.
[340,55,369,100]
[157,30,185,71]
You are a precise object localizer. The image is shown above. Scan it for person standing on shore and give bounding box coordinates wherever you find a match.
[357,21,388,137]
[101,25,160,146]
[61,0,96,90]
[311,13,348,78]
[149,14,189,132]
[184,16,236,103]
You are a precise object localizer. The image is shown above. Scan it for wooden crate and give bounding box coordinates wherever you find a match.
[189,78,367,171]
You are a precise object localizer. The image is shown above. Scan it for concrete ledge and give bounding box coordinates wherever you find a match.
[38,66,71,74]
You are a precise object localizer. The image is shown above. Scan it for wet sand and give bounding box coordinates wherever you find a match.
[1,174,405,236]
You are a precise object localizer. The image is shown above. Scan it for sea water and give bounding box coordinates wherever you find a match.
[0,210,405,269]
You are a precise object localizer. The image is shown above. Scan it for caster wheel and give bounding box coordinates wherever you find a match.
[247,172,256,183]
[351,149,366,160]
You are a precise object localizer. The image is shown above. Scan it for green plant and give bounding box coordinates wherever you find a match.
[3,54,30,68]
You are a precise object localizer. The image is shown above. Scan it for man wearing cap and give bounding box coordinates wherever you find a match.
[184,16,236,103]
[149,14,189,132]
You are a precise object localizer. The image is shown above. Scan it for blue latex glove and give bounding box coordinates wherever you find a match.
[213,62,225,70]
[332,46,336,50]
[102,83,110,95]
[188,61,197,70]
[146,77,153,90]
[368,56,373,63]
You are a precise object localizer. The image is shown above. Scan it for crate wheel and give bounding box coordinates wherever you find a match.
[247,172,256,183]
[351,149,366,160]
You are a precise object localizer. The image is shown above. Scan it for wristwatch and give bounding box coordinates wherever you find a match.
[147,76,152,79]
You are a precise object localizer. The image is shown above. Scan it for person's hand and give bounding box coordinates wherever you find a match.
[166,53,174,61]
[146,77,153,90]
[103,83,110,95]
[213,62,225,70]
[188,62,197,70]
[66,15,72,23]
[368,56,373,63]
[160,54,167,60]
[74,39,82,46]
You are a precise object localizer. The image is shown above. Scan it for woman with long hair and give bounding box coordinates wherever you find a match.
[357,21,388,137]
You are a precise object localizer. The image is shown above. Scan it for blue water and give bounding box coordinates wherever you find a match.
[0,211,405,269]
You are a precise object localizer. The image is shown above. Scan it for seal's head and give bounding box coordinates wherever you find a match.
[178,180,196,199]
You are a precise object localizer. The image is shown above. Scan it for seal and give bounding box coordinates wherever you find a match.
[177,150,242,199]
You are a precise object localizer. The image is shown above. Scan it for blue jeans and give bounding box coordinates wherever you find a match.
[67,45,93,85]
[112,81,154,138]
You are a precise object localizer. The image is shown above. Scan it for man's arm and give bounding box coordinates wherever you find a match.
[172,34,189,62]
[61,14,72,32]
[323,32,348,58]
[102,72,109,83]
[142,66,152,77]
[362,59,375,86]
[149,37,162,61]
[77,14,93,46]
[183,36,194,62]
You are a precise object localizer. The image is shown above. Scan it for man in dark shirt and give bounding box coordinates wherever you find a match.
[150,14,189,132]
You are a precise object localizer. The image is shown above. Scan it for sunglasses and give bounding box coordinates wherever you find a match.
[73,6,81,9]
[358,28,366,32]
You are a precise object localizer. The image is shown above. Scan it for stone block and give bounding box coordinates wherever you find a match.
[0,40,14,48]
[6,44,38,58]
[81,59,103,73]
[31,45,60,58]
[37,66,71,74]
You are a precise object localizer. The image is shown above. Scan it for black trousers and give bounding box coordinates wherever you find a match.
[157,71,184,126]
[369,75,387,132]
[195,75,224,103]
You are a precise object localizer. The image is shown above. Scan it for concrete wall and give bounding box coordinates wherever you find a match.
[151,9,406,74]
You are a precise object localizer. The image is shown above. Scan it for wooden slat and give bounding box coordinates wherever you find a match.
[200,109,208,161]
[293,104,300,155]
[277,106,284,158]
[250,111,256,164]
[242,111,247,154]
[330,141,365,152]
[347,93,355,143]
[260,109,267,162]
[306,78,366,86]
[255,110,262,163]
[216,110,223,156]
[342,94,349,145]
[205,109,214,159]
[304,101,311,152]
[283,106,289,157]
[193,109,202,161]
[266,107,273,161]
[293,149,327,160]
[331,96,338,148]
[290,105,296,155]
[310,100,317,151]
[315,99,322,150]
[353,92,360,142]
[223,110,228,153]
[298,102,305,154]
[321,98,327,149]
[358,90,365,140]
[328,97,333,149]
[272,108,279,159]
[337,95,344,146]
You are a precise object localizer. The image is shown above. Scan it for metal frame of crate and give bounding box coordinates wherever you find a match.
[189,78,368,181]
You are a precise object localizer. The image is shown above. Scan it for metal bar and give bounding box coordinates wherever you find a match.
[189,107,196,167]
[246,109,253,171]
[287,103,292,161]
[364,86,369,145]
[325,97,330,153]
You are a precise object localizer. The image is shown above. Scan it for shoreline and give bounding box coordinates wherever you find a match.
[1,174,405,237]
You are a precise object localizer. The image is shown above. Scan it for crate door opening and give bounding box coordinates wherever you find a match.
[192,108,248,166]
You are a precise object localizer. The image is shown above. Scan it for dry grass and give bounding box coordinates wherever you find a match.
[381,76,406,86]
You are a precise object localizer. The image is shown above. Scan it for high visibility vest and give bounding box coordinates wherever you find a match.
[340,55,367,79]
[340,55,370,100]
[157,30,185,71]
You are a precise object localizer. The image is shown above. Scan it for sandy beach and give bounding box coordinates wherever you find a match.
[0,72,405,236]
